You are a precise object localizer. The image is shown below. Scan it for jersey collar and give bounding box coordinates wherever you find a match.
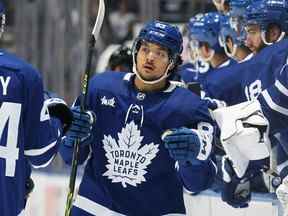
[123,73,177,93]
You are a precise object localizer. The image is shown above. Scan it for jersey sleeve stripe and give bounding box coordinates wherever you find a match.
[275,80,288,96]
[31,156,55,169]
[74,195,126,216]
[262,90,288,116]
[24,140,57,156]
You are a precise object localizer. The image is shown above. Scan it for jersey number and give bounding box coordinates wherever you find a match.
[245,80,262,101]
[0,102,21,177]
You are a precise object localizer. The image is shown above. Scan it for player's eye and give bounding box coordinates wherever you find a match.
[155,50,168,58]
[140,46,149,54]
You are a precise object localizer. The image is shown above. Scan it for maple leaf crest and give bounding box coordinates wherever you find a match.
[103,121,159,187]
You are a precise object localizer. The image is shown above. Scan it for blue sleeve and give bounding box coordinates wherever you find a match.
[178,97,217,192]
[258,64,288,134]
[190,97,215,125]
[202,65,243,107]
[178,159,217,193]
[23,67,61,168]
[59,143,91,165]
[275,132,288,179]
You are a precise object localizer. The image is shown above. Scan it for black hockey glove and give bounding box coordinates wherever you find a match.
[44,91,73,133]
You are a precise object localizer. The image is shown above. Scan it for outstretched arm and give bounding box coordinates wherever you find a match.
[162,124,217,193]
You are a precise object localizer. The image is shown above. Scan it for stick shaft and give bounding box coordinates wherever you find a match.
[64,1,105,214]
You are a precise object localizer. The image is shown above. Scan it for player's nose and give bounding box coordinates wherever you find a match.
[146,50,158,62]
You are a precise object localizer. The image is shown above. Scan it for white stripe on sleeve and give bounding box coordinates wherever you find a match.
[262,90,288,116]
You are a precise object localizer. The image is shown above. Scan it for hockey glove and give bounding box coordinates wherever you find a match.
[221,156,251,208]
[162,127,212,165]
[44,91,73,133]
[203,97,227,110]
[276,175,288,213]
[63,106,95,148]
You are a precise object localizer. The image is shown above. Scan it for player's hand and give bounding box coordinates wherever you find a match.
[221,156,251,208]
[276,175,288,213]
[44,91,73,133]
[203,97,226,110]
[63,106,95,147]
[162,127,211,164]
[25,177,35,199]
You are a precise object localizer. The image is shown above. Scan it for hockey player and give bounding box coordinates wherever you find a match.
[218,0,253,62]
[0,3,72,215]
[188,12,236,109]
[177,14,210,85]
[203,0,288,107]
[254,69,288,210]
[208,0,288,208]
[244,0,288,54]
[107,45,133,72]
[255,63,288,134]
[60,20,216,216]
[189,12,233,71]
[187,0,288,208]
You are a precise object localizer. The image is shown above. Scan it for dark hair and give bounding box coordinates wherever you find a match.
[108,45,133,72]
[168,55,183,80]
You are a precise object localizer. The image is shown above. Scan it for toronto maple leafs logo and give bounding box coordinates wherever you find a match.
[103,121,159,188]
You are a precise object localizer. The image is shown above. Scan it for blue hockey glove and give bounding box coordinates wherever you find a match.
[203,97,226,110]
[221,156,251,208]
[44,91,73,133]
[162,127,212,165]
[63,106,95,148]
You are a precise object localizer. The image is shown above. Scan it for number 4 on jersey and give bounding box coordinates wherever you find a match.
[0,102,21,177]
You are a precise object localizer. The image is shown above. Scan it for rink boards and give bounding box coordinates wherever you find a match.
[25,172,282,216]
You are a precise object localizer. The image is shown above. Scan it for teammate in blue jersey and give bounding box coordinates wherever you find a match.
[206,0,288,208]
[188,12,235,109]
[218,0,253,62]
[0,3,72,215]
[244,0,288,54]
[60,20,217,216]
[189,12,233,71]
[212,63,288,209]
[210,0,288,122]
[255,63,288,134]
[210,55,288,211]
[203,0,288,107]
[188,0,288,209]
[177,14,210,84]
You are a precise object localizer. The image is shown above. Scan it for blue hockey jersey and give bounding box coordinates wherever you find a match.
[202,39,288,107]
[177,61,210,84]
[258,62,288,134]
[60,72,216,216]
[0,50,61,216]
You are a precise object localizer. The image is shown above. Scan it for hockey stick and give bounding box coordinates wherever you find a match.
[64,1,105,215]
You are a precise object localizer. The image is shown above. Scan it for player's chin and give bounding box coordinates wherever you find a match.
[247,46,256,53]
[141,73,162,82]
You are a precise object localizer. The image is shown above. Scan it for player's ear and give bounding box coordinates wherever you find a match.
[204,43,212,54]
[167,59,175,71]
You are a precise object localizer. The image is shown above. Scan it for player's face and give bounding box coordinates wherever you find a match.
[213,0,230,13]
[188,39,200,63]
[198,42,214,62]
[136,41,170,82]
[265,24,282,44]
[226,37,234,53]
[245,24,265,53]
